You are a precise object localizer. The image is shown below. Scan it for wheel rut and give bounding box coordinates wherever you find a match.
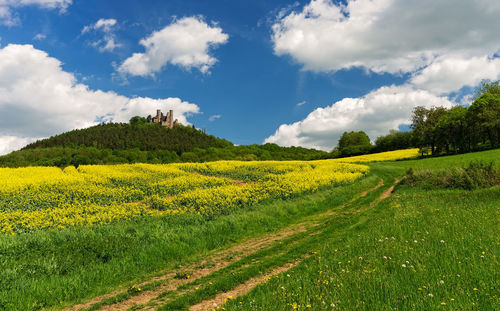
[65,178,391,311]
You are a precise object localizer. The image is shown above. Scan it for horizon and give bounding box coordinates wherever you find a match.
[1,0,499,155]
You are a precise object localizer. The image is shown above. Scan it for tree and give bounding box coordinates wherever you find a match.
[337,131,373,157]
[374,130,413,152]
[437,106,468,153]
[410,106,447,155]
[468,92,500,148]
[129,116,147,126]
[475,80,500,98]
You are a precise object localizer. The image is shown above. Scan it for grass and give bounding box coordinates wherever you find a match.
[0,170,381,310]
[222,151,500,310]
[0,149,498,310]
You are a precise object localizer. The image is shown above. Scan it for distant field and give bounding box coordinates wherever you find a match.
[0,148,497,311]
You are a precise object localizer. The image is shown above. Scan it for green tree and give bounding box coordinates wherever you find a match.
[437,106,468,153]
[337,131,373,157]
[468,92,500,148]
[129,116,147,126]
[410,106,447,155]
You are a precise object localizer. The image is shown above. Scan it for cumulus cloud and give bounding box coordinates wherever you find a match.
[0,44,200,155]
[118,16,229,76]
[0,135,39,155]
[265,86,454,151]
[81,18,121,52]
[0,0,71,26]
[264,55,500,151]
[410,55,500,95]
[265,0,500,151]
[272,0,500,74]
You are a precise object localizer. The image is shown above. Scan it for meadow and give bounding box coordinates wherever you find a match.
[0,148,498,310]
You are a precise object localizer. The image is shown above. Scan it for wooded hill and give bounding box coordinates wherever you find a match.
[0,122,328,167]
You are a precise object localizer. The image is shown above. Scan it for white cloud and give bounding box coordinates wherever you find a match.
[263,54,500,150]
[82,18,117,34]
[208,114,221,122]
[81,18,121,52]
[0,0,71,26]
[410,55,500,95]
[265,0,500,151]
[0,136,39,155]
[272,0,500,74]
[296,101,306,107]
[118,16,229,76]
[0,44,200,155]
[33,33,46,40]
[265,85,454,151]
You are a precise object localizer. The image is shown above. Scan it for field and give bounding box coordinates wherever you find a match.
[0,148,498,310]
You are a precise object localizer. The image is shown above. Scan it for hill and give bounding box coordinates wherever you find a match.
[0,122,328,167]
[22,122,233,152]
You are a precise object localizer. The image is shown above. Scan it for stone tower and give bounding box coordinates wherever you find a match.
[150,109,178,128]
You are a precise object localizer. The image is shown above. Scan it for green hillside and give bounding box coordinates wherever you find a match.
[0,122,328,167]
[22,122,233,152]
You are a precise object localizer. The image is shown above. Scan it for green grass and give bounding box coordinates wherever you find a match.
[1,149,498,311]
[0,171,381,311]
[222,150,500,310]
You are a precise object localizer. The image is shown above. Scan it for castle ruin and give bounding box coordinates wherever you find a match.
[149,109,178,128]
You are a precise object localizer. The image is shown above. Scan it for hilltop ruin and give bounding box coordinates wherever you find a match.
[147,109,178,128]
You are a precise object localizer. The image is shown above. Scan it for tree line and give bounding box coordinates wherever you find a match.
[333,81,499,157]
[1,81,498,167]
[0,120,329,167]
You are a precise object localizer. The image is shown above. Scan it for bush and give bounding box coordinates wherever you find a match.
[402,161,499,190]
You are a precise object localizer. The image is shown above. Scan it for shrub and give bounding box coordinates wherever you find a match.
[402,161,499,190]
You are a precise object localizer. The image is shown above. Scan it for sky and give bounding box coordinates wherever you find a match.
[0,0,499,155]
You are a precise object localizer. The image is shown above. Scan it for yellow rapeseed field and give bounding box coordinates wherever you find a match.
[333,148,419,163]
[0,149,417,234]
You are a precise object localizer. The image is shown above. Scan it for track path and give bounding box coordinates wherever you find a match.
[65,177,395,311]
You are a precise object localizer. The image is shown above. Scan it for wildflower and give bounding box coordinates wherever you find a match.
[402,264,407,268]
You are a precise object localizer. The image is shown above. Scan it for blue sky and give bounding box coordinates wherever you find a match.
[0,0,499,154]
